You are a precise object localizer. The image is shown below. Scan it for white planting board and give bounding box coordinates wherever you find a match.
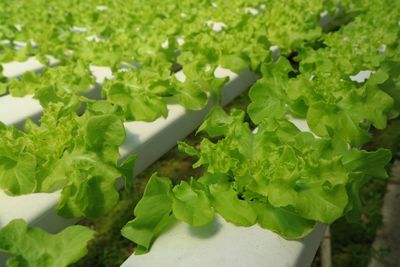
[122,116,327,267]
[122,216,326,267]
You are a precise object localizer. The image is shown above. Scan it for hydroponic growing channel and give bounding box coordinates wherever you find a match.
[0,0,399,266]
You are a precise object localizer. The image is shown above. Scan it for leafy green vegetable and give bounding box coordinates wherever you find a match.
[0,0,282,120]
[0,104,129,219]
[9,62,94,110]
[342,148,392,179]
[194,108,354,224]
[253,201,315,239]
[123,103,392,250]
[248,57,394,147]
[264,0,326,50]
[103,71,168,122]
[0,0,398,259]
[0,219,94,267]
[247,58,292,123]
[208,181,257,227]
[121,174,175,255]
[199,107,391,228]
[172,180,215,227]
[0,148,37,195]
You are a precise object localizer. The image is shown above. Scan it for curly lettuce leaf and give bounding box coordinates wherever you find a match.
[9,62,94,111]
[187,108,388,227]
[171,62,228,109]
[0,104,129,218]
[265,0,324,50]
[250,56,394,147]
[305,71,393,146]
[51,149,121,219]
[208,181,257,227]
[172,180,214,227]
[103,71,168,122]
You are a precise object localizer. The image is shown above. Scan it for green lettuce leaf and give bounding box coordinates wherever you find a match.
[253,201,316,239]
[247,58,292,124]
[121,174,174,255]
[208,182,257,227]
[342,148,391,179]
[0,150,36,195]
[0,219,94,267]
[53,149,121,219]
[172,180,215,227]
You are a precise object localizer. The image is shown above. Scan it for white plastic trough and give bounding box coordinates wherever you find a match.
[122,216,326,267]
[121,117,327,267]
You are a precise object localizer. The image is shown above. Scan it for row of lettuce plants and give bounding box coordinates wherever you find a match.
[121,0,400,256]
[0,0,275,120]
[0,0,398,266]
